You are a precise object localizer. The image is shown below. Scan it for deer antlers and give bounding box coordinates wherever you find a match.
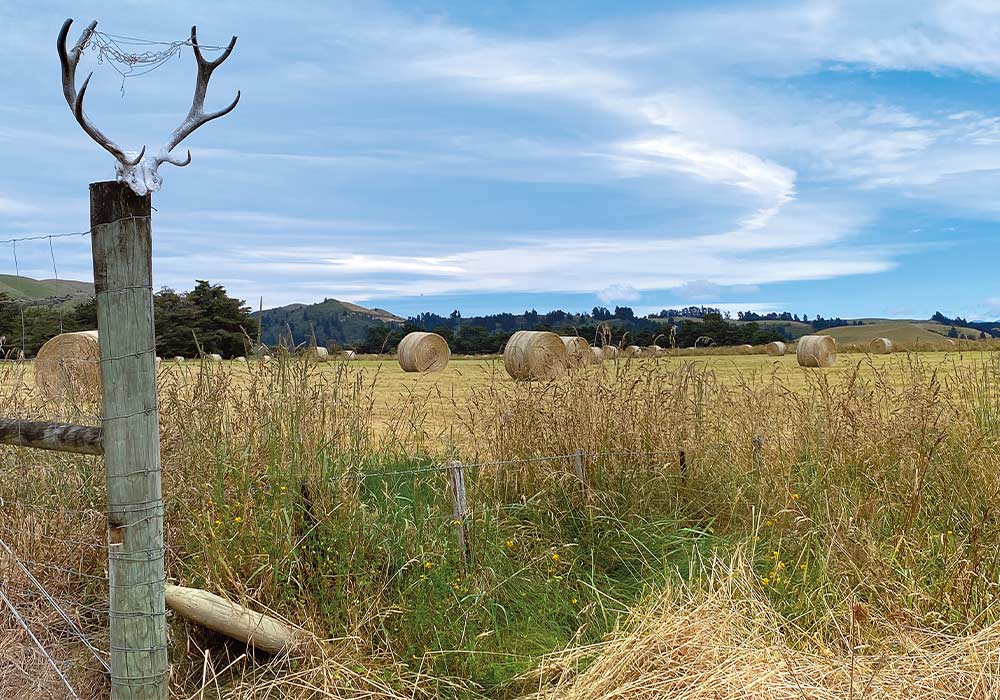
[58,19,144,168]
[57,18,240,195]
[155,27,241,171]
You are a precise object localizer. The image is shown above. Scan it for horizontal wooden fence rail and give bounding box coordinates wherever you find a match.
[0,418,103,455]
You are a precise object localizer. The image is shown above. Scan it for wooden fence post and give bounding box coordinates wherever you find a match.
[91,181,167,700]
[448,460,471,574]
[573,448,589,502]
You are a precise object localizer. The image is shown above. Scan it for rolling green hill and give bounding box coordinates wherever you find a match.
[256,298,404,348]
[822,320,981,347]
[0,274,94,302]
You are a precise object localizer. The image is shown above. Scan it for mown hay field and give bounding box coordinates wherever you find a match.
[6,347,1000,698]
[170,348,1000,443]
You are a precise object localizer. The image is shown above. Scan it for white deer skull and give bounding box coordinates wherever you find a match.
[58,19,240,196]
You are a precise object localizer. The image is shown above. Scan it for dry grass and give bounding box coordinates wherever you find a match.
[530,556,1000,700]
[5,349,1000,697]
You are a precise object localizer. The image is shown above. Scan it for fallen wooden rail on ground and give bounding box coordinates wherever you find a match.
[0,418,103,455]
[166,584,301,654]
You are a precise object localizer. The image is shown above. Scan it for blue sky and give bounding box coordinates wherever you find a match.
[2,1,1000,319]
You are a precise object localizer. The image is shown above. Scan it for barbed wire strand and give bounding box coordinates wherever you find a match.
[48,236,65,336]
[85,29,228,93]
[0,214,150,245]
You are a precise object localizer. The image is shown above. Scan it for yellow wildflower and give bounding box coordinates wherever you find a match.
[551,553,560,562]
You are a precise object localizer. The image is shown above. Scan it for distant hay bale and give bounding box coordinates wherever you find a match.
[155,356,162,366]
[35,330,101,403]
[261,355,272,363]
[602,345,620,360]
[206,353,222,362]
[306,346,329,362]
[560,336,595,367]
[647,344,664,357]
[946,339,957,347]
[765,341,786,357]
[623,345,643,358]
[173,356,185,363]
[738,344,754,353]
[341,350,357,360]
[869,337,893,354]
[503,330,568,381]
[398,332,450,372]
[590,346,604,362]
[234,356,246,362]
[797,334,837,368]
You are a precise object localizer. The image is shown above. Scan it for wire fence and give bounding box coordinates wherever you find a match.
[0,220,770,698]
[0,217,153,699]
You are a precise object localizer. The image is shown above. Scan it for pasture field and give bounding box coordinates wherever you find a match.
[199,349,1000,439]
[6,348,1000,698]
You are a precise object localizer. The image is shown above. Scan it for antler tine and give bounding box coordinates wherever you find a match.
[57,19,97,108]
[59,18,144,167]
[75,73,145,167]
[156,26,240,165]
[191,26,238,70]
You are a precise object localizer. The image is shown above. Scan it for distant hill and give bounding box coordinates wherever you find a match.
[255,297,404,348]
[0,274,94,303]
[822,320,981,347]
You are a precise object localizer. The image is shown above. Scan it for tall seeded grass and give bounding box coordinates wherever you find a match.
[4,352,1000,697]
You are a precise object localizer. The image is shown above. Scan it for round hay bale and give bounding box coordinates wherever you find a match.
[398,332,450,372]
[590,346,604,362]
[623,345,643,358]
[234,356,246,362]
[796,335,837,368]
[206,353,222,362]
[602,345,620,360]
[946,339,957,347]
[560,336,594,367]
[869,337,893,354]
[35,330,101,402]
[173,356,185,363]
[765,341,786,357]
[503,330,568,381]
[341,350,357,360]
[738,344,754,353]
[305,346,329,362]
[647,344,664,357]
[155,356,162,366]
[260,355,272,364]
